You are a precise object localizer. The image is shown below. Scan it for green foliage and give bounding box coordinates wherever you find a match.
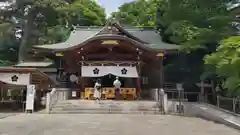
[205,36,240,97]
[110,0,239,97]
[59,0,106,26]
[37,25,71,44]
[0,0,106,63]
[111,0,237,50]
[110,0,159,26]
[161,0,237,50]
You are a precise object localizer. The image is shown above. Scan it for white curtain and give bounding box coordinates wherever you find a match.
[81,66,139,78]
[0,73,30,85]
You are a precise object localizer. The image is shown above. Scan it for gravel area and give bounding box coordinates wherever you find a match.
[0,114,239,135]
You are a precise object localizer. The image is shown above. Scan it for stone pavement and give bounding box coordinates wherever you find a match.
[0,113,18,119]
[0,114,239,135]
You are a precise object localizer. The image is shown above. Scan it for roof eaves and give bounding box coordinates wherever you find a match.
[228,3,240,11]
[32,27,104,50]
[14,61,53,67]
[112,22,149,44]
[148,43,180,50]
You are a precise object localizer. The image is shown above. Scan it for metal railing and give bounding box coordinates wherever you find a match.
[165,90,200,101]
[216,96,240,114]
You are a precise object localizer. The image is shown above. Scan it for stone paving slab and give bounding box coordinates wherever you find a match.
[0,113,18,119]
[0,114,239,135]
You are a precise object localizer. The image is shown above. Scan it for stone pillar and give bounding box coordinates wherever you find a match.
[46,93,50,114]
[163,94,168,113]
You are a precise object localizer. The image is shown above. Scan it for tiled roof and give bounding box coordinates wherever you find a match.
[33,23,179,51]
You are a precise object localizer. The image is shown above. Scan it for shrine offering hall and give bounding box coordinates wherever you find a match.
[25,21,179,100]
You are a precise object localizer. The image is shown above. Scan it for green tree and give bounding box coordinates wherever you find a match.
[110,0,239,99]
[60,0,106,26]
[111,0,237,48]
[205,36,240,97]
[110,0,160,26]
[0,0,69,62]
[0,0,106,63]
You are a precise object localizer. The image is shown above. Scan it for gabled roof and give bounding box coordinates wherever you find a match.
[0,67,57,86]
[33,28,101,50]
[33,22,179,51]
[228,3,240,11]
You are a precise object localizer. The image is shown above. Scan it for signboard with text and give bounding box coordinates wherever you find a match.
[26,85,36,112]
[101,40,119,45]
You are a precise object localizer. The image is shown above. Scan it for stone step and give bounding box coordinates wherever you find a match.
[51,107,159,111]
[53,105,159,110]
[53,104,158,108]
[51,100,162,114]
[51,110,163,114]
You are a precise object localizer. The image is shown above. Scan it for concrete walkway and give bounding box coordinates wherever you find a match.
[195,103,240,129]
[0,114,239,135]
[0,113,18,119]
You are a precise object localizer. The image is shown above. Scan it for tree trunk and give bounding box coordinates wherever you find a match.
[18,13,34,63]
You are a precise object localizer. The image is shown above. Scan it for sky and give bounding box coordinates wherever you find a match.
[95,0,135,17]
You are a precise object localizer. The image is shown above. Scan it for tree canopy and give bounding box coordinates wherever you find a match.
[204,36,240,97]
[111,0,238,49]
[110,0,240,96]
[0,0,106,63]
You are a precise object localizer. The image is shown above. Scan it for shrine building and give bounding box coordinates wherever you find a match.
[20,21,179,100]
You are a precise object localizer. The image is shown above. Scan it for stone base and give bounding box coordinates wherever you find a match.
[50,100,165,114]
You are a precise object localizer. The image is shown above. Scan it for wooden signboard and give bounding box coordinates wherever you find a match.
[101,40,119,45]
[55,52,64,56]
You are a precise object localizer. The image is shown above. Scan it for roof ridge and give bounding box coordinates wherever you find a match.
[73,25,156,30]
[75,26,103,30]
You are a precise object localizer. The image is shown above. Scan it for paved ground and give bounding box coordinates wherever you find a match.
[0,114,239,135]
[0,113,18,119]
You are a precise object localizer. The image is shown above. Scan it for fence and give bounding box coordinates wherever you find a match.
[165,90,200,102]
[216,96,240,114]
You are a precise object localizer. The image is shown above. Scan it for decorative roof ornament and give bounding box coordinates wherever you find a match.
[11,75,18,82]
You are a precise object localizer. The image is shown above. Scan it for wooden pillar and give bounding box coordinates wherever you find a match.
[137,61,142,99]
[136,50,142,99]
[79,63,84,99]
[157,52,164,89]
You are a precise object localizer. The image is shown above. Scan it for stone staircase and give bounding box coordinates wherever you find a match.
[50,100,163,114]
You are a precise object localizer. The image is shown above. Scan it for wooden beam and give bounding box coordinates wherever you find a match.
[85,53,137,60]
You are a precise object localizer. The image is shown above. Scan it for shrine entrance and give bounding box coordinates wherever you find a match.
[101,74,118,87]
[81,65,139,100]
[31,21,180,101]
